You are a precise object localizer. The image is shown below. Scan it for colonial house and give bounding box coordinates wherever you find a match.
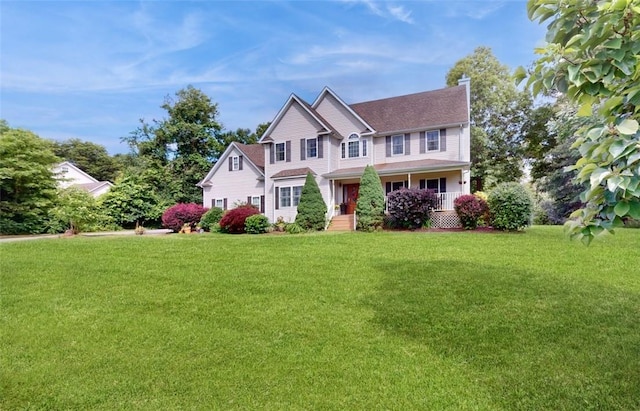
[198,79,471,229]
[53,161,113,198]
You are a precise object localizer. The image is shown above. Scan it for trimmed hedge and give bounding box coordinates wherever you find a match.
[245,214,270,234]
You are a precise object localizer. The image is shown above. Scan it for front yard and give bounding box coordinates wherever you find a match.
[1,227,639,410]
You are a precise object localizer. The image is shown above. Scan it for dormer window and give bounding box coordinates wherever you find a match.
[341,133,368,159]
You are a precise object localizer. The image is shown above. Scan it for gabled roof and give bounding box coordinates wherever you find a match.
[259,94,335,143]
[55,161,99,183]
[74,181,113,194]
[236,143,265,170]
[312,87,375,135]
[350,85,468,135]
[197,142,264,187]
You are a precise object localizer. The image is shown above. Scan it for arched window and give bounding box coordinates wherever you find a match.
[341,133,368,159]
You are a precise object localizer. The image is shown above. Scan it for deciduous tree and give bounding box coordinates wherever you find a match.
[52,138,120,182]
[522,0,640,244]
[0,124,59,234]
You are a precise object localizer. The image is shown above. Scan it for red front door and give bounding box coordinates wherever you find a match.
[344,184,360,214]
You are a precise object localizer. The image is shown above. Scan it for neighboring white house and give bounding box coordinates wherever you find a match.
[53,161,113,198]
[198,80,471,228]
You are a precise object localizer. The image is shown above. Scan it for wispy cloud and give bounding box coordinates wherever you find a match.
[442,1,507,20]
[342,0,414,24]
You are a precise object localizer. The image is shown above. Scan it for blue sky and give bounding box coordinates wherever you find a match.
[1,0,546,154]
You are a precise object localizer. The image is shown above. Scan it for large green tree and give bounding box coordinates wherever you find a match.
[52,138,120,182]
[99,174,165,228]
[295,172,327,231]
[446,47,533,191]
[356,165,385,231]
[0,124,60,234]
[522,0,640,244]
[123,85,223,203]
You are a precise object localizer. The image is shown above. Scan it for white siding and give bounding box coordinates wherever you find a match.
[202,146,264,210]
[373,127,466,164]
[315,93,365,136]
[53,163,97,188]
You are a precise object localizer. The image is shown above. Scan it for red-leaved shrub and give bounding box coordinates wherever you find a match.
[162,203,208,232]
[219,205,260,234]
[454,194,488,229]
[387,188,439,229]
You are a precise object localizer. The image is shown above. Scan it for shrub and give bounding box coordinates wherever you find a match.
[200,207,224,231]
[454,194,489,230]
[295,172,327,231]
[387,188,439,229]
[219,205,259,234]
[356,165,385,231]
[488,182,533,231]
[161,203,208,232]
[244,214,270,234]
[285,222,306,234]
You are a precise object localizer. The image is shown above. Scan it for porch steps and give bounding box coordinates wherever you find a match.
[327,214,355,231]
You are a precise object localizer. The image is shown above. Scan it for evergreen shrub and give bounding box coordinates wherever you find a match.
[295,172,327,231]
[219,205,259,234]
[387,188,438,229]
[488,182,533,231]
[244,214,270,234]
[356,165,385,231]
[161,203,208,232]
[454,194,488,230]
[200,207,224,231]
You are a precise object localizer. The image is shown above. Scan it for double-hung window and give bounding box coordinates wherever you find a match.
[341,133,367,159]
[279,186,303,208]
[251,196,261,208]
[306,138,317,158]
[232,156,239,171]
[215,199,224,208]
[391,134,404,155]
[426,130,440,151]
[275,142,285,162]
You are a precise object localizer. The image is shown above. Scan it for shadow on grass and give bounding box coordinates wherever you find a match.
[368,259,640,410]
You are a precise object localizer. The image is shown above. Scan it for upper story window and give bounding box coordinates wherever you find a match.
[61,166,69,173]
[306,138,317,158]
[427,130,440,151]
[232,156,239,171]
[391,134,404,155]
[341,133,367,159]
[275,142,285,162]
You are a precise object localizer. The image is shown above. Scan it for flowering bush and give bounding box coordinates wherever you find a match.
[219,205,260,234]
[387,188,438,229]
[162,203,208,232]
[454,194,488,230]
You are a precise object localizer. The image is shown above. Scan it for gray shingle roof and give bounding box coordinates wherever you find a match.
[350,85,468,134]
[236,143,265,170]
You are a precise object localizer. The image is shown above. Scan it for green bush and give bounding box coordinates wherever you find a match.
[295,172,327,231]
[245,214,270,234]
[488,182,533,231]
[285,222,306,234]
[200,207,224,231]
[356,165,385,231]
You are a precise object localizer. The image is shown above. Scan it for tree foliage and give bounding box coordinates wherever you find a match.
[52,138,120,182]
[295,172,327,231]
[161,203,208,232]
[122,85,223,204]
[99,174,165,228]
[219,205,259,234]
[356,165,385,231]
[0,125,60,234]
[47,187,109,234]
[488,182,533,231]
[446,46,533,190]
[522,0,640,244]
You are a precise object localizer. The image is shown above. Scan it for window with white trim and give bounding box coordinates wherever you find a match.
[275,142,285,162]
[341,133,367,159]
[392,134,404,155]
[306,138,317,158]
[232,156,239,171]
[251,196,261,208]
[215,199,224,208]
[61,166,69,173]
[426,130,439,151]
[279,186,303,208]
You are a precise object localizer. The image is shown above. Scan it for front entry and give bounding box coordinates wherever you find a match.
[344,183,360,214]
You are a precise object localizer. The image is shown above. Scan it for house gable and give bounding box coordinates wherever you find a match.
[259,94,333,144]
[312,87,374,137]
[198,142,265,187]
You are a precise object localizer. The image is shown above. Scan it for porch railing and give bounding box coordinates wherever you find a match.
[384,191,464,212]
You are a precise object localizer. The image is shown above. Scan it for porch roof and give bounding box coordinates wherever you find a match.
[323,159,470,179]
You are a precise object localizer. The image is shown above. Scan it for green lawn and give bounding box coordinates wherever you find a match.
[1,226,639,410]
